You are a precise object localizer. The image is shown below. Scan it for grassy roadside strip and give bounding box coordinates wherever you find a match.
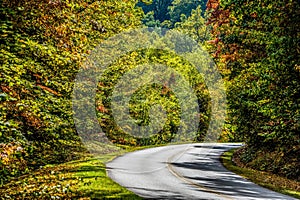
[67,151,144,199]
[220,148,300,199]
[0,143,171,199]
[0,141,191,199]
[0,146,144,199]
[71,143,175,199]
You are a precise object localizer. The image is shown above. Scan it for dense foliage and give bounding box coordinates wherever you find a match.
[0,0,142,184]
[1,0,213,185]
[95,48,211,146]
[207,0,300,180]
[138,0,208,28]
[1,0,298,191]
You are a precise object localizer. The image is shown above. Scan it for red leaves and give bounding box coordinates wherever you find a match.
[19,110,43,129]
[0,85,17,98]
[206,0,219,10]
[36,84,61,96]
[207,37,219,45]
[161,85,171,96]
[251,12,257,18]
[206,0,232,60]
[97,105,108,113]
[206,0,230,26]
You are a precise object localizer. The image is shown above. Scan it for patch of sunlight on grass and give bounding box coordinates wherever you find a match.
[1,142,191,199]
[0,148,142,199]
[70,153,143,199]
[284,190,300,196]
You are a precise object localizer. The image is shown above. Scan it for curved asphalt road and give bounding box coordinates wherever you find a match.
[106,143,296,200]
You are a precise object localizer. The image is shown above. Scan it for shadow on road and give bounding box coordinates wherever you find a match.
[168,145,294,200]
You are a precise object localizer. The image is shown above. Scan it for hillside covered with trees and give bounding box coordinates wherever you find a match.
[206,0,299,180]
[0,0,143,184]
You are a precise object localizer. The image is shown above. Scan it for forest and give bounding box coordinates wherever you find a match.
[0,0,299,198]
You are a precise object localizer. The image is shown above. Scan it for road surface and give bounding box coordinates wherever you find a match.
[106,143,296,199]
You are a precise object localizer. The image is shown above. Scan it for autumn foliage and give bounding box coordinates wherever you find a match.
[207,0,300,180]
[0,0,142,184]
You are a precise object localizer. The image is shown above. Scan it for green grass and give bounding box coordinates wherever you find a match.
[0,141,192,199]
[70,152,143,199]
[0,146,143,199]
[221,148,300,199]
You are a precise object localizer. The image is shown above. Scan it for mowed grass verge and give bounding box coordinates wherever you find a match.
[221,148,300,199]
[69,152,143,199]
[0,146,143,199]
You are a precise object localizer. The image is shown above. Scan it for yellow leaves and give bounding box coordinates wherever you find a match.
[258,99,271,105]
[294,64,300,72]
[0,143,25,166]
[0,161,78,199]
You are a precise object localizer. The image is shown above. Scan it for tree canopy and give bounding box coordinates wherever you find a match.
[0,0,143,184]
[1,0,299,189]
[138,0,208,28]
[207,0,300,180]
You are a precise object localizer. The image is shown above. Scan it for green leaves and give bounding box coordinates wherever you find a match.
[0,0,143,184]
[207,0,300,180]
[174,5,208,44]
[95,48,211,145]
[138,0,208,28]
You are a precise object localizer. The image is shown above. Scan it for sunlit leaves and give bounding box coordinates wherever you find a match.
[207,0,300,179]
[0,0,143,184]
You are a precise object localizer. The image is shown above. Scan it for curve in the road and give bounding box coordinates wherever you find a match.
[106,143,296,200]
